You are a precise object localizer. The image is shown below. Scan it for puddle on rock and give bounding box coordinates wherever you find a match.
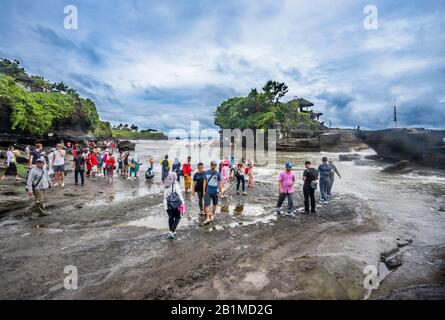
[219,204,266,217]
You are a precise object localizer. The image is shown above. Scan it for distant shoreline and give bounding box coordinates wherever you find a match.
[111,129,168,141]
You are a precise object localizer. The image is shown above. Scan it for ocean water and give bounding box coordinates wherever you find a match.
[128,139,445,245]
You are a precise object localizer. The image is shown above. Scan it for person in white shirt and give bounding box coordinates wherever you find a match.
[52,143,66,187]
[47,148,56,175]
[1,146,21,181]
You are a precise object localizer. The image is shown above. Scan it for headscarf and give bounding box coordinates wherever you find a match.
[173,158,180,165]
[164,172,177,188]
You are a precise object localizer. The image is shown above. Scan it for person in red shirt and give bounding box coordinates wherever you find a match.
[88,150,99,178]
[182,156,193,193]
[106,152,116,183]
[85,149,92,177]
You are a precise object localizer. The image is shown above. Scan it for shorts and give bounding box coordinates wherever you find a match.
[204,192,218,207]
[54,165,65,173]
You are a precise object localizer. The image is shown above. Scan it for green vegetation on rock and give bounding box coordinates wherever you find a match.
[112,129,166,140]
[0,58,112,138]
[0,74,75,135]
[214,80,318,134]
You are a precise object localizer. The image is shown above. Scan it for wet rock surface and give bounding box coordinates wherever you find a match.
[364,155,384,161]
[1,141,445,300]
[117,140,136,151]
[0,172,443,300]
[276,129,368,153]
[382,160,413,174]
[339,153,362,161]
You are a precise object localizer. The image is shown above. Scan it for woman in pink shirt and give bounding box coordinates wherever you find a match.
[220,159,231,198]
[276,162,296,216]
[246,160,254,188]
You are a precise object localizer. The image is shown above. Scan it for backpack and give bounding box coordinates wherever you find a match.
[307,168,318,189]
[167,183,182,210]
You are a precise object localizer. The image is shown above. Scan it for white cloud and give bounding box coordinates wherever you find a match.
[1,0,444,130]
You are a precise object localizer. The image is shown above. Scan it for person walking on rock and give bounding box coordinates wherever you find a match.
[172,158,182,183]
[163,171,184,239]
[327,158,341,197]
[25,157,51,216]
[73,148,86,186]
[52,143,66,187]
[192,162,206,215]
[220,159,231,198]
[246,160,254,188]
[183,156,192,193]
[203,160,222,225]
[302,161,318,214]
[276,162,296,216]
[235,162,247,195]
[318,157,331,204]
[160,155,171,182]
[1,146,21,181]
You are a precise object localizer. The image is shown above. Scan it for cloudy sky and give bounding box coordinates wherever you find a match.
[0,0,444,131]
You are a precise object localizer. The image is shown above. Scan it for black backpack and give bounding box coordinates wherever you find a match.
[167,183,182,210]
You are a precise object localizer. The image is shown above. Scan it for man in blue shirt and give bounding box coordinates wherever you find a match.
[203,160,222,225]
[318,157,332,204]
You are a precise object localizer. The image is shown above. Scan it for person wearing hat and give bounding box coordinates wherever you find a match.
[220,158,231,198]
[203,160,222,224]
[25,157,51,216]
[276,161,296,216]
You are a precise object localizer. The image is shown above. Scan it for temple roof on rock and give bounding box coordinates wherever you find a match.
[290,97,314,108]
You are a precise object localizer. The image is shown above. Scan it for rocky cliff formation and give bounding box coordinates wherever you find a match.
[276,128,368,152]
[356,128,445,168]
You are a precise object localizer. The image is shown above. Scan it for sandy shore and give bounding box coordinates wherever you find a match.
[0,169,444,300]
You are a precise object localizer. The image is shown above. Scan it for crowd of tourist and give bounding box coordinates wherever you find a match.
[1,141,342,240]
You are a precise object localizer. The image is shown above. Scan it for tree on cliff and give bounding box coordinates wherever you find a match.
[262,80,289,104]
[0,59,26,78]
[30,76,52,90]
[52,81,69,92]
